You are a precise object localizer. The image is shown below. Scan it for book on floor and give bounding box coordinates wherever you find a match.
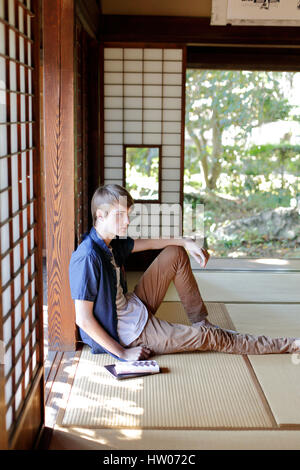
[104,360,160,380]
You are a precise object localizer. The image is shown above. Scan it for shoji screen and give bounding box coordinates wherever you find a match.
[0,0,43,448]
[103,47,184,237]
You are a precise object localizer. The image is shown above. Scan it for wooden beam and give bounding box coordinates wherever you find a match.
[100,15,300,46]
[43,0,76,351]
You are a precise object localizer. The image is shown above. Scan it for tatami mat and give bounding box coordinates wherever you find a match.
[227,303,300,427]
[60,303,274,429]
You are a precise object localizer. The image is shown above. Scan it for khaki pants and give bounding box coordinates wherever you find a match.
[130,246,297,355]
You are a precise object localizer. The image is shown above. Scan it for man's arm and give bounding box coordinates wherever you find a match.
[132,238,210,268]
[74,299,152,361]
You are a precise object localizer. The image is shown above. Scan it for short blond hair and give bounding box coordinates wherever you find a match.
[91,184,134,226]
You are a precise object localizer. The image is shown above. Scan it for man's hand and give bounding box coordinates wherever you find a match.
[183,239,210,268]
[120,345,152,361]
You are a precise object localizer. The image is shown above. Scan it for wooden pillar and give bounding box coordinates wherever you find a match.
[43,0,76,350]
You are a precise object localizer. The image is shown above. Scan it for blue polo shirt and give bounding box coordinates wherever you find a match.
[69,226,135,359]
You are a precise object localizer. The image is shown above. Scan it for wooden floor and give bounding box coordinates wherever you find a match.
[41,259,300,450]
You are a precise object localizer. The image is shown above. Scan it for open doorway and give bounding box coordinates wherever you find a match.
[184,66,300,259]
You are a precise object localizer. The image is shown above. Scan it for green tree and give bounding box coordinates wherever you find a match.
[185,70,293,191]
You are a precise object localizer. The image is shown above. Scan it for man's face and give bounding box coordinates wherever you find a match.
[100,202,132,238]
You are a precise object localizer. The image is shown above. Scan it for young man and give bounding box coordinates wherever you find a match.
[69,184,300,361]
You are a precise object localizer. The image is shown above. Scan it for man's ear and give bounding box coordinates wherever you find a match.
[96,208,105,220]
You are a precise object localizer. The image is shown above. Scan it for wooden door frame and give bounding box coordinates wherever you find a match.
[43,0,76,351]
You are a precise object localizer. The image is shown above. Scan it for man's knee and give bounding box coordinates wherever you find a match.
[163,245,188,262]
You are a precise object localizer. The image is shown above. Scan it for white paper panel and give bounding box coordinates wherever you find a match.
[9,29,16,58]
[5,377,12,406]
[30,253,34,274]
[163,133,181,145]
[143,121,161,133]
[104,132,123,144]
[1,223,9,254]
[163,109,181,121]
[4,346,12,375]
[24,288,29,311]
[30,226,34,247]
[105,156,122,168]
[0,156,8,189]
[8,0,15,23]
[104,72,122,84]
[124,84,142,96]
[104,168,123,180]
[18,6,24,33]
[2,286,11,316]
[12,214,20,242]
[104,96,123,108]
[24,262,28,286]
[124,121,143,133]
[161,192,180,203]
[15,330,22,356]
[124,48,142,60]
[105,109,123,120]
[32,350,37,372]
[162,156,181,169]
[124,73,142,84]
[104,144,122,156]
[144,49,163,60]
[21,122,26,149]
[14,273,21,300]
[144,85,162,97]
[104,121,123,132]
[1,253,11,285]
[15,301,22,328]
[164,121,181,133]
[104,60,123,72]
[10,92,17,121]
[162,180,181,192]
[104,84,123,96]
[164,49,182,61]
[124,109,143,120]
[23,234,28,259]
[28,96,32,120]
[27,42,31,66]
[163,145,181,157]
[104,48,123,60]
[19,37,25,63]
[15,357,22,383]
[21,93,26,120]
[144,73,162,85]
[9,62,16,92]
[143,133,161,145]
[6,407,12,432]
[3,317,11,345]
[124,60,143,72]
[25,366,29,389]
[0,190,9,222]
[123,133,142,145]
[143,97,162,109]
[0,125,7,156]
[144,61,162,73]
[143,109,162,121]
[28,69,32,93]
[163,73,182,85]
[11,155,19,212]
[163,85,182,97]
[163,61,182,73]
[0,23,5,54]
[15,384,22,412]
[105,179,122,185]
[25,341,30,362]
[25,315,29,337]
[0,0,4,20]
[10,123,18,153]
[13,244,21,272]
[163,97,181,109]
[162,168,181,180]
[124,97,142,108]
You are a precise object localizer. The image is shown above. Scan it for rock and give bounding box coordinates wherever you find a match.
[214,206,300,241]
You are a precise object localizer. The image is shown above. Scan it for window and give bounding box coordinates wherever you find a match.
[124,145,161,202]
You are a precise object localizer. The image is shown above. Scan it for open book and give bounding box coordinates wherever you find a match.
[104,360,160,380]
